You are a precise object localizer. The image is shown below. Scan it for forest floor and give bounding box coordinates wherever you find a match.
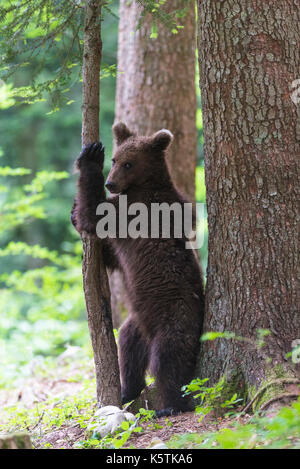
[0,347,299,449]
[31,411,248,450]
[0,348,242,449]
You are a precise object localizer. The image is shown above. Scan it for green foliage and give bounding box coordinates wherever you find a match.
[1,0,82,105]
[168,397,300,449]
[0,0,118,260]
[195,166,205,203]
[195,165,207,276]
[83,419,141,449]
[0,161,89,386]
[0,0,118,108]
[201,329,272,350]
[0,82,16,109]
[1,365,97,437]
[182,377,242,422]
[0,169,69,233]
[136,0,194,35]
[195,54,204,164]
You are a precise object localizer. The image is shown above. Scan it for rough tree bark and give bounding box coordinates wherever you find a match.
[115,0,197,199]
[81,0,121,407]
[110,0,198,328]
[197,0,300,408]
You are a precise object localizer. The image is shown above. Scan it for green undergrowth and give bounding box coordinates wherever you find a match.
[1,383,158,449]
[182,376,243,422]
[0,376,96,435]
[0,350,160,449]
[1,335,299,449]
[1,362,299,449]
[75,408,157,449]
[168,397,300,449]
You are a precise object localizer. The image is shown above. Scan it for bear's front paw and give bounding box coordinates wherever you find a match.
[75,141,105,170]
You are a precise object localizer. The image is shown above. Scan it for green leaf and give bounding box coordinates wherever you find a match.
[120,420,130,430]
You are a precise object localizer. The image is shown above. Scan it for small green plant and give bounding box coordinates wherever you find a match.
[75,407,156,449]
[201,329,271,349]
[182,377,242,422]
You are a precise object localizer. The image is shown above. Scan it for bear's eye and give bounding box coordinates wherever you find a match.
[112,159,115,166]
[124,162,132,170]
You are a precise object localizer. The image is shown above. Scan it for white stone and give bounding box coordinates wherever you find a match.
[88,406,137,438]
[148,438,168,449]
[94,406,121,417]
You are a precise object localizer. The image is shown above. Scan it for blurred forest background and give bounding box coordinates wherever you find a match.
[0,0,206,388]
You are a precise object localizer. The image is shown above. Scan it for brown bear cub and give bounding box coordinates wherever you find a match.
[71,123,204,417]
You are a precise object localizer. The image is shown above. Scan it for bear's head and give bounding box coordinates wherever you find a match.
[105,122,173,194]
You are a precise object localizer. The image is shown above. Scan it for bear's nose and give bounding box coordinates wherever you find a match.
[105,181,117,192]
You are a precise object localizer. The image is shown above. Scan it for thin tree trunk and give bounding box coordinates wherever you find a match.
[81,0,121,407]
[197,0,300,407]
[110,0,198,327]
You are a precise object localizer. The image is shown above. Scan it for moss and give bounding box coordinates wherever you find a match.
[246,364,298,412]
[217,370,247,404]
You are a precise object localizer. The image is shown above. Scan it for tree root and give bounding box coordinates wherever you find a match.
[242,378,300,414]
[259,393,299,412]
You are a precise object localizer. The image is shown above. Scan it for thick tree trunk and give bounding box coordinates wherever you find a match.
[197,0,300,407]
[110,0,198,327]
[116,0,197,199]
[81,0,121,407]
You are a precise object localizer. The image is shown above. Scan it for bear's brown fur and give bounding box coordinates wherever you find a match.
[71,123,204,417]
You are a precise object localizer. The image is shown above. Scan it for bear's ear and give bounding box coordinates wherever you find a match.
[113,122,135,145]
[150,129,174,152]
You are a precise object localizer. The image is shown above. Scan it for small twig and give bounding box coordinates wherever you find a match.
[31,410,45,430]
[259,393,299,412]
[242,378,300,414]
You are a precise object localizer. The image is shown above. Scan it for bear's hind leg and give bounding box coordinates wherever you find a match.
[119,317,149,405]
[150,336,197,417]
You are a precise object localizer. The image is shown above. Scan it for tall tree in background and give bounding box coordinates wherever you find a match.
[197,0,300,407]
[116,0,197,200]
[110,0,198,326]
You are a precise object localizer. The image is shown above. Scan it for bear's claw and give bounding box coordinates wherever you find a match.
[75,141,105,169]
[155,408,182,418]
